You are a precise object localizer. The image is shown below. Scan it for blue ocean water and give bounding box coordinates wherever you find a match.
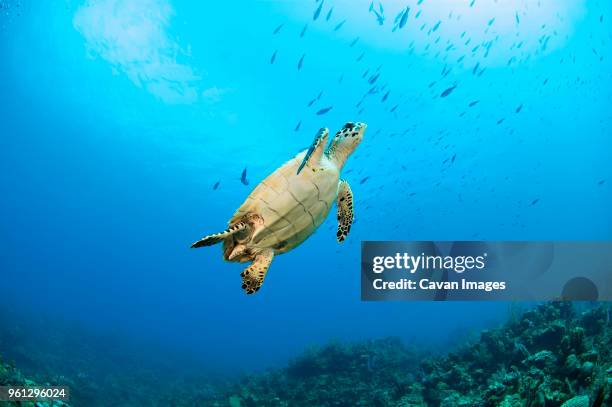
[0,0,611,386]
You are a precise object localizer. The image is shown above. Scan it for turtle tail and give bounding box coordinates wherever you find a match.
[190,222,248,248]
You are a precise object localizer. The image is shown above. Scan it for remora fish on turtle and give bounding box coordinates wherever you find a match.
[191,122,367,294]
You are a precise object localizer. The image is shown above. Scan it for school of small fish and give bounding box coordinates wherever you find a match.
[211,0,609,241]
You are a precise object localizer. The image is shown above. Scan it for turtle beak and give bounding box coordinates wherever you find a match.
[228,244,247,261]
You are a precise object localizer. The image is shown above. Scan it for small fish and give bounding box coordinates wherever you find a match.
[469,0,475,6]
[515,104,523,113]
[213,181,220,190]
[440,85,457,98]
[316,106,333,115]
[472,62,480,75]
[300,24,308,37]
[598,179,605,185]
[530,198,539,206]
[378,2,384,14]
[313,0,324,21]
[394,9,403,24]
[381,90,390,102]
[497,118,505,125]
[368,73,380,85]
[334,20,346,31]
[317,91,323,100]
[294,121,301,131]
[272,23,284,35]
[326,7,333,21]
[356,52,365,62]
[270,50,277,64]
[350,37,360,47]
[297,54,305,70]
[360,176,370,184]
[432,20,441,32]
[240,168,249,185]
[487,17,495,26]
[451,153,456,163]
[515,12,520,24]
[390,104,398,112]
[399,6,409,29]
[468,100,479,107]
[369,1,374,12]
[307,98,316,107]
[373,10,385,25]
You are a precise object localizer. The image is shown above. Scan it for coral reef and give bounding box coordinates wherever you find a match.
[218,303,611,406]
[0,308,222,406]
[419,302,611,406]
[0,357,71,406]
[221,337,426,407]
[1,302,611,406]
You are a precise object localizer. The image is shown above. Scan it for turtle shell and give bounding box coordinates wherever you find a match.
[229,151,339,254]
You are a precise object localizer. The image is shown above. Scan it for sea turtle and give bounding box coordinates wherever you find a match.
[190,121,366,294]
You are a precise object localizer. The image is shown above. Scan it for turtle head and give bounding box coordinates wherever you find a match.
[326,122,366,169]
[222,214,264,262]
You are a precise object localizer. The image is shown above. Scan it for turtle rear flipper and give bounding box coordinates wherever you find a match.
[297,127,329,174]
[190,222,248,248]
[336,180,354,242]
[241,249,274,294]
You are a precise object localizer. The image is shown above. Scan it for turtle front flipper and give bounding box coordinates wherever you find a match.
[190,222,248,248]
[241,249,274,294]
[297,127,329,174]
[336,180,354,243]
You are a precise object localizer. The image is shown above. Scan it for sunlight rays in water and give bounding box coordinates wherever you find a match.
[73,0,202,104]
